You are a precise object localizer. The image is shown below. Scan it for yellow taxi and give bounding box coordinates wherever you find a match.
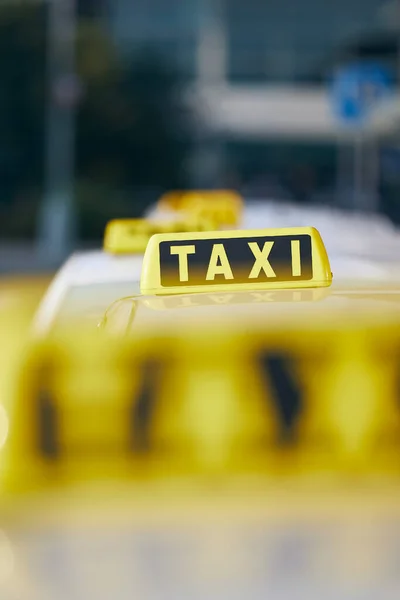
[1,226,400,599]
[5,224,400,487]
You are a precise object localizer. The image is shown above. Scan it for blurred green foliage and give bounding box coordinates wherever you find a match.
[0,2,193,240]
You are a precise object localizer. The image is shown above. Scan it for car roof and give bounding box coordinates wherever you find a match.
[100,279,400,338]
[36,249,400,336]
[33,250,143,334]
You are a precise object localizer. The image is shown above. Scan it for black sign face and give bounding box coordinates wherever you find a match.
[159,234,313,287]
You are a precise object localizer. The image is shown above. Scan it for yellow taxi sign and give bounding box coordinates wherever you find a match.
[103,217,218,254]
[140,227,333,295]
[179,189,243,206]
[180,192,242,227]
[157,189,243,227]
[157,190,184,210]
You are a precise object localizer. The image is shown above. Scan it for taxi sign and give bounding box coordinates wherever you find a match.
[103,217,218,254]
[158,189,242,209]
[140,227,332,295]
[157,190,243,226]
[180,192,242,227]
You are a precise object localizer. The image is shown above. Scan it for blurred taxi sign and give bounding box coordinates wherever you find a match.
[4,307,400,494]
[103,217,218,254]
[158,189,243,227]
[158,189,243,209]
[140,227,332,295]
[181,192,242,227]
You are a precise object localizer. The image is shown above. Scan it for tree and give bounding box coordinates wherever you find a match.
[0,2,193,240]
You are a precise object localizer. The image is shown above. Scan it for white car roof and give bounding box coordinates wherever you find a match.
[33,250,143,334]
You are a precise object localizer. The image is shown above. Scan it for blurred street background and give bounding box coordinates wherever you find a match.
[1,0,400,272]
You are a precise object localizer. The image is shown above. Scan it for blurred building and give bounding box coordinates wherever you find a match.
[102,0,400,209]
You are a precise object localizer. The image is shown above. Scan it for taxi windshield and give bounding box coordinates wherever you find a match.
[54,281,141,328]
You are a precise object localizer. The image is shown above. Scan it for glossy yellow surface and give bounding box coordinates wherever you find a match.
[2,270,400,598]
[3,289,400,495]
[0,275,52,422]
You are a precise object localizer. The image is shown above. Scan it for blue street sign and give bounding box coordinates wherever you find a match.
[331,62,393,125]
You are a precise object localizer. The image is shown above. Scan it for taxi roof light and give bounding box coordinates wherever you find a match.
[158,189,243,210]
[140,227,333,296]
[157,190,244,227]
[103,217,218,254]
